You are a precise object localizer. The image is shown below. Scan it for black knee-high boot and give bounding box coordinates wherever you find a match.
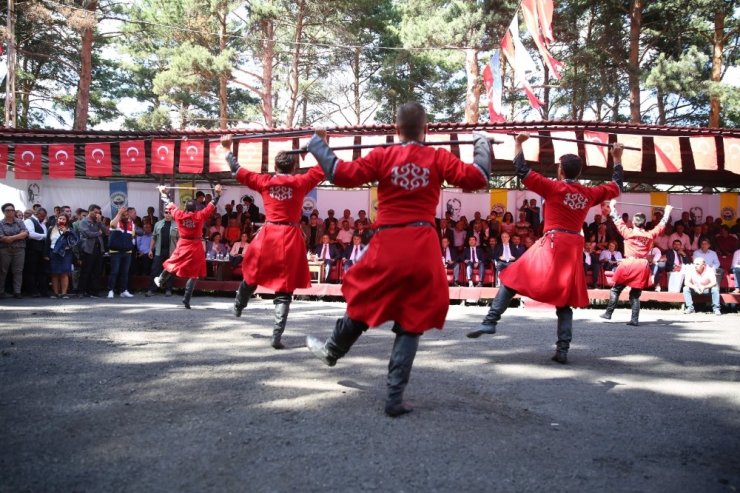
[553,306,573,364]
[466,284,518,338]
[600,285,624,320]
[155,270,172,290]
[306,315,368,366]
[182,278,196,309]
[272,292,292,349]
[626,288,642,326]
[386,324,420,417]
[233,281,257,317]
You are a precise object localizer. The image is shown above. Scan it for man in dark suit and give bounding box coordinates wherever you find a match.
[463,236,486,287]
[441,237,461,286]
[343,234,366,272]
[583,241,601,287]
[664,239,689,273]
[673,211,695,232]
[314,233,340,282]
[510,234,526,258]
[437,218,454,244]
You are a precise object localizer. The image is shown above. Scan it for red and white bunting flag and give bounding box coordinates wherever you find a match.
[119,140,146,175]
[689,136,718,171]
[14,144,43,180]
[178,140,204,174]
[359,135,392,158]
[616,134,643,172]
[237,140,265,172]
[504,14,544,110]
[520,0,563,80]
[722,137,740,175]
[266,139,294,172]
[328,135,356,162]
[84,143,112,177]
[482,51,506,123]
[0,144,7,179]
[653,136,682,173]
[551,131,579,159]
[208,141,229,173]
[583,131,610,168]
[151,140,175,174]
[48,144,76,179]
[536,0,554,45]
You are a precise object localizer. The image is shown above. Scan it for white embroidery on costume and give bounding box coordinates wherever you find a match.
[391,163,430,191]
[563,192,587,210]
[269,186,293,201]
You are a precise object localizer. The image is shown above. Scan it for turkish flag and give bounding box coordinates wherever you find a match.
[583,131,610,168]
[151,140,175,174]
[14,144,42,179]
[689,136,718,171]
[209,141,229,173]
[48,144,76,179]
[723,137,740,175]
[179,140,204,173]
[119,140,146,175]
[85,143,112,177]
[653,136,681,173]
[0,144,7,179]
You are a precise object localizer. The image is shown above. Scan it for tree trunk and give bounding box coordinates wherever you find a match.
[656,87,666,125]
[286,0,305,128]
[708,6,724,128]
[464,48,480,123]
[261,18,274,127]
[73,0,97,131]
[628,0,642,123]
[179,102,188,130]
[218,8,228,130]
[353,47,361,125]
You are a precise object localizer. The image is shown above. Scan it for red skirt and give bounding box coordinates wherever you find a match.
[612,258,651,289]
[163,238,206,279]
[500,232,589,308]
[342,227,448,334]
[241,224,311,292]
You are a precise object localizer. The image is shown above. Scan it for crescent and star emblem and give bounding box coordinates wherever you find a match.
[157,145,169,161]
[126,146,140,162]
[186,145,199,161]
[55,150,68,165]
[91,148,105,164]
[20,150,36,165]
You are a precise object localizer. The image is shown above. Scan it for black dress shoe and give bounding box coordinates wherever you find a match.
[551,351,568,364]
[599,312,611,320]
[13,293,22,299]
[385,402,413,417]
[466,325,497,338]
[626,321,639,326]
[182,299,191,309]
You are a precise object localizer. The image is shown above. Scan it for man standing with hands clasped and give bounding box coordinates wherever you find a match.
[467,133,623,365]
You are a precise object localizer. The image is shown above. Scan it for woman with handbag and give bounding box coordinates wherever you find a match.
[47,214,78,299]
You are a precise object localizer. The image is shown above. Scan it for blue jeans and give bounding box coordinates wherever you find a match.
[734,267,740,289]
[682,286,720,310]
[108,251,132,292]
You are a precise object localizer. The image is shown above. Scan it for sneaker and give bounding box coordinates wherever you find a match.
[145,290,154,298]
[121,290,134,298]
[713,309,722,316]
[50,294,59,299]
[62,294,70,299]
[107,290,115,299]
[154,276,162,288]
[468,281,474,288]
[655,285,661,292]
[733,288,740,294]
[683,307,695,314]
[165,290,172,297]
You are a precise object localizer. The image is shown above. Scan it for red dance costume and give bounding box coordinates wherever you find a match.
[500,171,620,307]
[611,219,666,289]
[331,144,487,333]
[163,201,214,279]
[234,166,324,292]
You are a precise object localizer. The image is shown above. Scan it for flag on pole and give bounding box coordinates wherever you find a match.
[520,0,563,80]
[535,0,554,45]
[482,51,506,123]
[502,14,543,110]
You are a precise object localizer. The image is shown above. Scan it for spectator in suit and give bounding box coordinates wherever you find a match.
[437,218,453,244]
[583,241,600,287]
[664,239,689,273]
[441,237,460,286]
[467,220,488,247]
[301,215,324,252]
[144,206,158,226]
[242,195,261,224]
[594,223,610,253]
[463,236,485,287]
[511,234,526,258]
[314,234,340,282]
[355,221,373,245]
[324,209,338,230]
[343,234,366,272]
[493,231,521,285]
[645,210,664,230]
[588,213,602,238]
[527,198,541,232]
[599,241,622,272]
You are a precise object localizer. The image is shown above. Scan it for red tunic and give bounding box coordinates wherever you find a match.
[500,171,620,307]
[235,165,325,292]
[163,202,215,279]
[611,219,665,288]
[332,144,488,334]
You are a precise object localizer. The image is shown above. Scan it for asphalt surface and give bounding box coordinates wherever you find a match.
[1,294,739,492]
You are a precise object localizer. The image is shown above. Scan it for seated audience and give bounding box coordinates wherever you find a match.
[337,220,354,247]
[715,225,738,257]
[583,241,600,287]
[493,232,521,286]
[462,236,486,287]
[665,239,690,273]
[682,257,721,315]
[314,233,340,282]
[343,234,366,272]
[599,241,623,272]
[229,232,250,267]
[441,237,461,286]
[207,232,228,259]
[732,248,740,294]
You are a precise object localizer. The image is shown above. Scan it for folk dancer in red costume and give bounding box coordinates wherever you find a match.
[221,136,325,350]
[600,200,673,325]
[154,184,222,309]
[467,133,624,364]
[304,102,491,416]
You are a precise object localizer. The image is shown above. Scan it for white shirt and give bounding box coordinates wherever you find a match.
[350,245,361,261]
[470,247,478,263]
[502,243,511,261]
[443,247,452,263]
[685,265,717,290]
[321,244,331,260]
[24,215,47,241]
[732,249,740,268]
[693,248,720,269]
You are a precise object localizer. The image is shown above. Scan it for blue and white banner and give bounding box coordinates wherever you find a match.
[302,188,318,218]
[109,181,128,217]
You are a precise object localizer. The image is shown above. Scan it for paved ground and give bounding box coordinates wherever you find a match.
[1,294,739,492]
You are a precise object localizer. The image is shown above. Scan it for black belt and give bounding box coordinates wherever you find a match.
[375,221,434,232]
[545,228,581,235]
[266,221,299,227]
